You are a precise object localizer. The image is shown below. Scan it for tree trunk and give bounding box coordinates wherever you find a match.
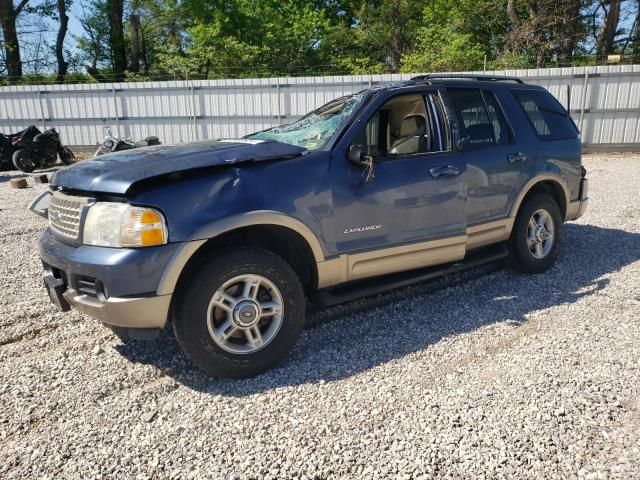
[86,65,108,83]
[596,0,621,64]
[107,0,127,81]
[506,0,520,29]
[129,14,141,73]
[0,0,29,83]
[389,0,404,73]
[633,1,640,63]
[140,25,149,75]
[55,0,69,83]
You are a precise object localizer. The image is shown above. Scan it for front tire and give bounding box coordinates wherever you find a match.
[12,150,36,173]
[173,247,305,378]
[508,193,562,273]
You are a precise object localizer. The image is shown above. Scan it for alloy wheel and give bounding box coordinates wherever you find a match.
[527,208,555,259]
[206,274,284,354]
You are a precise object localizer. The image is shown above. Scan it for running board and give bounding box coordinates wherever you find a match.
[312,243,509,307]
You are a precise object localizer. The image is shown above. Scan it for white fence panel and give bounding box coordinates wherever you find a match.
[1,65,640,147]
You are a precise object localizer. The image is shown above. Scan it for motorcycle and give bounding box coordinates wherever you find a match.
[0,131,21,170]
[7,126,75,173]
[95,126,161,156]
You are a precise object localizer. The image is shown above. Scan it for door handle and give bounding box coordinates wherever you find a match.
[507,153,527,163]
[430,165,460,178]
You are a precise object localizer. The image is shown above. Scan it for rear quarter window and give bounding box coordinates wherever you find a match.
[512,89,579,141]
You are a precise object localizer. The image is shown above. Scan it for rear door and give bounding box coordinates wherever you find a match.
[444,87,522,226]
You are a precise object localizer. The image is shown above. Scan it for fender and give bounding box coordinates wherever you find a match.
[156,211,326,296]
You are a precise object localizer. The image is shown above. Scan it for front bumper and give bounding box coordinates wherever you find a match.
[566,177,589,221]
[39,229,179,329]
[61,288,171,329]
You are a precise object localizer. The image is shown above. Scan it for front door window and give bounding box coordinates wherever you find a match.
[352,93,449,159]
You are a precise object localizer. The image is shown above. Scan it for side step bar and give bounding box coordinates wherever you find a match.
[312,243,509,307]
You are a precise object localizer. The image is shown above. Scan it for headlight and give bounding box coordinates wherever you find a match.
[83,202,167,247]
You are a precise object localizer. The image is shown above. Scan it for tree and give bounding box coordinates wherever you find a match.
[106,0,126,80]
[504,0,591,67]
[76,0,110,80]
[0,0,30,82]
[596,0,622,64]
[401,0,488,72]
[555,0,584,66]
[55,0,70,82]
[129,13,141,73]
[632,0,640,62]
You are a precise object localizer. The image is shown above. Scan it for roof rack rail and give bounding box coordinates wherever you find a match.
[410,74,524,84]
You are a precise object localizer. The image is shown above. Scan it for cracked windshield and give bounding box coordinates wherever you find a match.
[247,92,366,150]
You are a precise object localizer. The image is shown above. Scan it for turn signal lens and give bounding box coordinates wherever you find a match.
[121,207,168,247]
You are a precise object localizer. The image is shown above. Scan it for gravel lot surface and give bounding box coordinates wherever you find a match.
[1,154,639,479]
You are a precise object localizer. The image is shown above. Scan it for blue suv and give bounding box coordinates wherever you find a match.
[32,75,588,377]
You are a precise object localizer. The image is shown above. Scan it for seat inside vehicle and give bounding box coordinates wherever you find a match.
[356,94,438,156]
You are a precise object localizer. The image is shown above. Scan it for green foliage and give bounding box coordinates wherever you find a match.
[156,0,334,78]
[4,0,632,83]
[402,26,486,72]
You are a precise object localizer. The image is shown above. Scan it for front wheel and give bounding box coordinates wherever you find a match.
[173,247,305,378]
[12,149,36,173]
[508,193,562,273]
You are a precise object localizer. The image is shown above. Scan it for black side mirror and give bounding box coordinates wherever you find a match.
[348,144,364,164]
[456,134,471,151]
[348,144,371,168]
[348,144,376,184]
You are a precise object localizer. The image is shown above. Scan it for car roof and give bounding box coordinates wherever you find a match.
[372,74,546,94]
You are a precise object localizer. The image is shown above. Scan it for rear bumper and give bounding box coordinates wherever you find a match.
[566,178,589,221]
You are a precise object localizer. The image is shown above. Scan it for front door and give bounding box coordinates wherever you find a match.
[327,89,467,279]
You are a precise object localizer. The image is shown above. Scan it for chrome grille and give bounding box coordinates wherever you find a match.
[48,192,87,240]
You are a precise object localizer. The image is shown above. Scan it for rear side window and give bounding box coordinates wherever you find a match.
[513,89,578,140]
[446,88,511,147]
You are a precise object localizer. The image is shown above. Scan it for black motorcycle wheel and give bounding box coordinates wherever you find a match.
[12,150,36,173]
[45,153,58,166]
[59,147,76,165]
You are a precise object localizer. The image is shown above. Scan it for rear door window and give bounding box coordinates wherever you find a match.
[446,88,508,148]
[512,89,578,140]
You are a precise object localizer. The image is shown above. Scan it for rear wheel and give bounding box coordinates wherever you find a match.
[173,247,305,378]
[508,193,562,273]
[59,147,75,165]
[12,150,36,173]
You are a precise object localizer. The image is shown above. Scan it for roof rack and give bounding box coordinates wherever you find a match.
[410,74,524,84]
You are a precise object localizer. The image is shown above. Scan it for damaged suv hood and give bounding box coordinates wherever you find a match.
[51,140,307,195]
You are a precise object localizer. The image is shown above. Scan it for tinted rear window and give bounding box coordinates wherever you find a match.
[513,89,578,140]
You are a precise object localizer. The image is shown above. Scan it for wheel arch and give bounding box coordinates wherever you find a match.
[510,175,569,221]
[157,212,325,297]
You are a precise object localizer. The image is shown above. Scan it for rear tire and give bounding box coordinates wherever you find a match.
[173,247,305,378]
[59,147,76,165]
[508,193,562,273]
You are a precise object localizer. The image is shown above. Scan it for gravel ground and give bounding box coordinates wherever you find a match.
[1,154,639,479]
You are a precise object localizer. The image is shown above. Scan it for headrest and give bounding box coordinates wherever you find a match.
[465,123,493,144]
[399,115,425,137]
